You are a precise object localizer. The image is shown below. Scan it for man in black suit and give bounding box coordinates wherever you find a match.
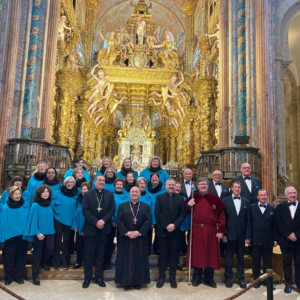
[209,170,230,199]
[250,189,276,289]
[82,175,115,289]
[180,168,197,198]
[155,179,186,289]
[222,181,251,289]
[276,186,300,294]
[231,163,260,204]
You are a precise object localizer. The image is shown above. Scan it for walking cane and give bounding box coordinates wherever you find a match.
[188,184,195,285]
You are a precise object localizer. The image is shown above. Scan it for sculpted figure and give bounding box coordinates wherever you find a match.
[68,46,83,73]
[191,65,200,81]
[153,25,164,43]
[98,30,119,58]
[58,15,72,43]
[136,18,146,45]
[206,24,219,48]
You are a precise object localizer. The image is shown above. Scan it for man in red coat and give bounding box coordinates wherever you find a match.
[185,178,226,288]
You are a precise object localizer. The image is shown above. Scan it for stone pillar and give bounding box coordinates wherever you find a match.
[0,0,22,180]
[169,135,177,162]
[255,0,273,198]
[107,136,114,158]
[219,0,229,148]
[40,0,60,141]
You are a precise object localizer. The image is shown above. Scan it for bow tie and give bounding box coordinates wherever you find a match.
[260,204,267,208]
[244,177,251,180]
[233,196,240,200]
[215,183,221,186]
[289,202,296,206]
[185,182,190,185]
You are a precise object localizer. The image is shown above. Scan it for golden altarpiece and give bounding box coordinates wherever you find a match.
[50,0,220,173]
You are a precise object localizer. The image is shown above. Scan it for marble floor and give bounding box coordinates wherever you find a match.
[0,281,299,300]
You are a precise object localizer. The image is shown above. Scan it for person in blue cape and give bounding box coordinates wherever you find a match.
[92,156,113,188]
[140,156,170,184]
[64,158,91,183]
[123,171,136,194]
[73,167,88,194]
[116,158,138,179]
[0,186,30,285]
[146,172,166,254]
[137,177,154,255]
[27,161,48,206]
[0,176,29,205]
[52,176,78,270]
[104,167,117,193]
[103,178,129,270]
[23,185,55,286]
[71,182,90,269]
[43,167,61,194]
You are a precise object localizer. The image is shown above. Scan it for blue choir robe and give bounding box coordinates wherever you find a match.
[71,199,85,235]
[47,183,62,195]
[139,168,170,184]
[64,168,91,183]
[104,183,115,193]
[27,176,44,206]
[23,202,55,242]
[51,190,77,226]
[139,191,154,225]
[0,201,30,243]
[179,196,191,231]
[146,186,166,225]
[1,189,30,205]
[112,192,130,222]
[116,170,139,180]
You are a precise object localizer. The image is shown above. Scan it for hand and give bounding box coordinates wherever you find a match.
[37,233,45,241]
[216,233,223,239]
[126,231,134,239]
[112,221,117,228]
[288,233,297,241]
[274,242,277,247]
[132,231,140,238]
[74,228,78,233]
[222,236,227,243]
[166,224,175,232]
[96,219,105,229]
[188,198,195,207]
[245,239,251,246]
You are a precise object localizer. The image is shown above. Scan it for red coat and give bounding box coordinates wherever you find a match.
[185,192,226,269]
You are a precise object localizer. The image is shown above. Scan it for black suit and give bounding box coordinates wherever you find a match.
[180,180,197,198]
[276,201,300,286]
[250,203,276,279]
[82,189,115,280]
[222,196,251,281]
[208,181,230,199]
[155,192,186,279]
[231,175,260,204]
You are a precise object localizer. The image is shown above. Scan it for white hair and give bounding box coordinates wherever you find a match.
[284,186,297,195]
[63,176,76,187]
[165,178,176,187]
[147,156,163,169]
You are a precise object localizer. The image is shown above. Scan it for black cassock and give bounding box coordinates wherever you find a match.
[115,201,151,286]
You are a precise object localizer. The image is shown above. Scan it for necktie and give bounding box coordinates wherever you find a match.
[215,183,221,186]
[260,204,267,208]
[234,197,240,200]
[185,182,190,185]
[244,177,251,180]
[289,202,296,206]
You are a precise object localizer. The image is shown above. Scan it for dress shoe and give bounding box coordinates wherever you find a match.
[225,278,233,288]
[254,282,261,288]
[60,261,69,270]
[16,279,24,284]
[5,280,12,286]
[82,279,91,289]
[123,285,130,290]
[170,278,177,289]
[95,278,106,287]
[134,284,141,290]
[54,262,60,270]
[205,280,217,288]
[284,286,292,294]
[177,264,183,271]
[73,263,82,269]
[238,280,247,289]
[156,277,165,288]
[192,277,201,287]
[43,265,50,271]
[33,278,40,286]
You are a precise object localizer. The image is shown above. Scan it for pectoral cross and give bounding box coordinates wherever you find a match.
[133,218,138,224]
[97,207,102,212]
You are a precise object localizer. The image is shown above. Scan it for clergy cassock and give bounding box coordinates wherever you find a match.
[185,193,226,269]
[115,201,151,286]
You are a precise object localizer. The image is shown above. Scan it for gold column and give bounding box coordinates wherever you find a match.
[169,129,177,162]
[182,119,194,164]
[255,0,273,199]
[200,95,212,151]
[56,88,69,146]
[40,0,60,140]
[176,126,184,167]
[107,136,114,158]
[0,0,22,182]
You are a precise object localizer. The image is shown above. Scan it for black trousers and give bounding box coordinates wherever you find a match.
[147,227,152,255]
[194,266,214,283]
[153,225,159,254]
[225,240,245,280]
[158,235,181,279]
[281,246,300,286]
[32,235,54,279]
[75,232,84,265]
[84,231,108,280]
[3,235,28,282]
[252,245,273,280]
[103,225,116,269]
[54,218,72,264]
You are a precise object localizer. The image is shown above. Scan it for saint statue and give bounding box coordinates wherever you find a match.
[58,15,72,44]
[153,25,164,43]
[98,30,119,59]
[68,46,83,73]
[136,18,146,45]
[131,144,142,164]
[206,24,220,48]
[123,114,133,131]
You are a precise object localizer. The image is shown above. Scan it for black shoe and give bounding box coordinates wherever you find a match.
[5,280,12,286]
[192,277,201,287]
[54,262,60,270]
[95,278,106,287]
[205,280,217,288]
[134,284,141,290]
[43,265,50,271]
[238,280,247,289]
[170,278,177,289]
[82,279,91,289]
[33,278,40,286]
[225,278,233,288]
[16,279,24,284]
[73,263,82,269]
[156,277,165,288]
[123,285,130,290]
[284,286,292,294]
[254,282,261,288]
[177,263,183,271]
[61,262,69,270]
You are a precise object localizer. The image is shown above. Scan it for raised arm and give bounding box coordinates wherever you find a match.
[149,97,161,106]
[99,30,105,41]
[91,64,100,81]
[176,71,185,86]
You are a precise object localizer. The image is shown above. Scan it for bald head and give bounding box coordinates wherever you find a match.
[130,186,141,203]
[241,163,251,177]
[183,168,192,182]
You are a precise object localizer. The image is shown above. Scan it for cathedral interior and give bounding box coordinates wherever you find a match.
[0,0,300,204]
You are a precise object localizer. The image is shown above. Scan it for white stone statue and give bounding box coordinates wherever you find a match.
[136,17,146,45]
[58,15,72,43]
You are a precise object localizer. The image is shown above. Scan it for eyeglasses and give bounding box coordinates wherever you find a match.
[66,181,74,184]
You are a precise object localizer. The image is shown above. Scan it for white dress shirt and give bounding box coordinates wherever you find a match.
[289,200,298,219]
[213,180,222,198]
[184,180,192,197]
[232,195,241,215]
[243,175,252,192]
[258,202,267,214]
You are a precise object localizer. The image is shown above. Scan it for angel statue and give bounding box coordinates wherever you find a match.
[98,30,119,60]
[118,27,134,60]
[129,0,137,14]
[57,15,72,44]
[123,114,133,131]
[206,24,219,48]
[68,46,83,73]
[153,25,164,43]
